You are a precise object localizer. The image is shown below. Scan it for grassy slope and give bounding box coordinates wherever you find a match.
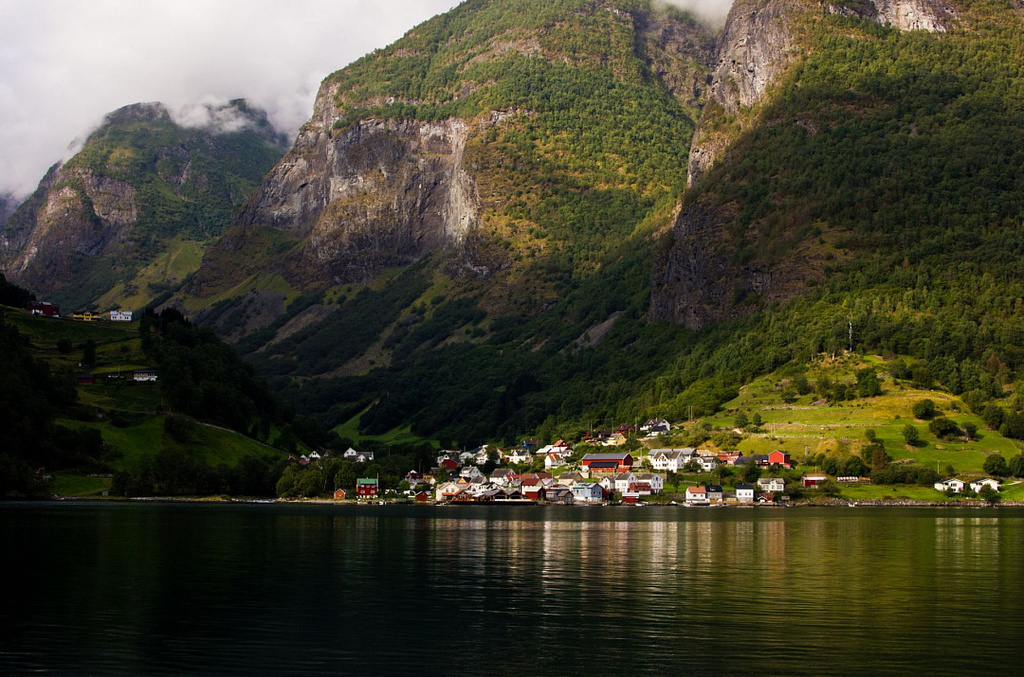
[4,308,286,494]
[707,355,1021,475]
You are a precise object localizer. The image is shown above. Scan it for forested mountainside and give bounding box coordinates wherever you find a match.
[13,0,1024,450]
[0,100,287,312]
[178,0,1024,447]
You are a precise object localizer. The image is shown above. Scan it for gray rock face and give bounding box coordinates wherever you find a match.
[687,0,800,187]
[231,80,483,284]
[829,0,959,31]
[709,0,798,115]
[686,0,957,188]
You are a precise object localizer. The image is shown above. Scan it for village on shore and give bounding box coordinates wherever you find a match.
[292,418,1009,507]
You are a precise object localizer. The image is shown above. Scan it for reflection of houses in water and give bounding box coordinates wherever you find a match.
[936,516,1001,564]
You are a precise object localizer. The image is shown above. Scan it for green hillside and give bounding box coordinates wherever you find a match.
[0,303,296,498]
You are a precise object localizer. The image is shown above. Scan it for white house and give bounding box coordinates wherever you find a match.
[505,449,533,464]
[736,484,755,504]
[110,310,133,322]
[435,481,463,502]
[544,451,567,470]
[599,476,616,493]
[648,449,696,473]
[634,473,665,494]
[685,486,709,505]
[697,455,718,472]
[641,418,671,436]
[132,369,158,382]
[614,472,638,494]
[757,477,786,494]
[934,478,966,493]
[969,478,1001,493]
[460,466,484,480]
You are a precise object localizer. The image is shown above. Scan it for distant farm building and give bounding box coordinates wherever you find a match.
[28,301,60,317]
[72,311,101,322]
[333,489,347,500]
[132,369,158,382]
[110,310,133,322]
[77,374,96,386]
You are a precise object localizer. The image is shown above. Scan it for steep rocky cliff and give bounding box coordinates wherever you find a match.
[656,0,975,329]
[686,0,959,188]
[1,101,286,308]
[184,0,714,308]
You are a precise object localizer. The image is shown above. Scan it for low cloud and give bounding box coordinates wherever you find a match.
[0,0,462,199]
[659,0,735,26]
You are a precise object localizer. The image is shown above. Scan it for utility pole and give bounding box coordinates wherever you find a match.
[848,317,854,353]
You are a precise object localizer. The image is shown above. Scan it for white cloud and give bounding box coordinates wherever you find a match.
[0,0,463,197]
[659,0,734,26]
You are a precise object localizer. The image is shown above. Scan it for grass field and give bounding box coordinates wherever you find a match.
[706,359,1023,475]
[59,416,284,472]
[333,407,437,448]
[50,474,112,497]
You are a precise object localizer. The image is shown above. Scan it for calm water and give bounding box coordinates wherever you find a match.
[2,503,1023,675]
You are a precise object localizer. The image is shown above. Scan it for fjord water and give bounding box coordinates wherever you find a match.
[3,504,1023,675]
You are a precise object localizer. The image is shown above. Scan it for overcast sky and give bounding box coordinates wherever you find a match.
[0,0,732,199]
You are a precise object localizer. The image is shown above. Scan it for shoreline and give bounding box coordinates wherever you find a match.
[29,495,1024,508]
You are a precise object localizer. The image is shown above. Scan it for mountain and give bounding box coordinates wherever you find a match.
[165,0,1024,447]
[18,0,1024,450]
[0,100,288,311]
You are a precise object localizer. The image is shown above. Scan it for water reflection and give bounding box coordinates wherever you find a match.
[2,504,1024,675]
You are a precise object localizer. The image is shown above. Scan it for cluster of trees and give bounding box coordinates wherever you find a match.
[274,441,436,498]
[111,449,285,498]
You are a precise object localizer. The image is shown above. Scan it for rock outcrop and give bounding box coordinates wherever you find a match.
[829,0,959,32]
[229,85,483,284]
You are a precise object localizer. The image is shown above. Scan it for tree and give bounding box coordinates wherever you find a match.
[978,485,1001,504]
[912,399,936,420]
[864,428,877,443]
[742,463,762,483]
[793,373,811,396]
[902,424,921,446]
[1010,454,1024,478]
[856,368,882,397]
[983,454,1010,477]
[962,421,978,440]
[928,417,961,440]
[734,411,749,429]
[752,413,763,427]
[81,339,97,369]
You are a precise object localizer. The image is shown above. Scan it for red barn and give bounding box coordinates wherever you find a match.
[581,453,634,474]
[333,489,347,500]
[768,451,792,468]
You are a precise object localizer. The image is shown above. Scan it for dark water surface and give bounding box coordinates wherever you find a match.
[2,502,1023,675]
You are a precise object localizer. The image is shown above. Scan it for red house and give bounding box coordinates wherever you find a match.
[356,478,379,500]
[581,453,634,474]
[768,450,792,469]
[439,458,459,472]
[77,374,96,385]
[414,491,431,503]
[333,489,347,500]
